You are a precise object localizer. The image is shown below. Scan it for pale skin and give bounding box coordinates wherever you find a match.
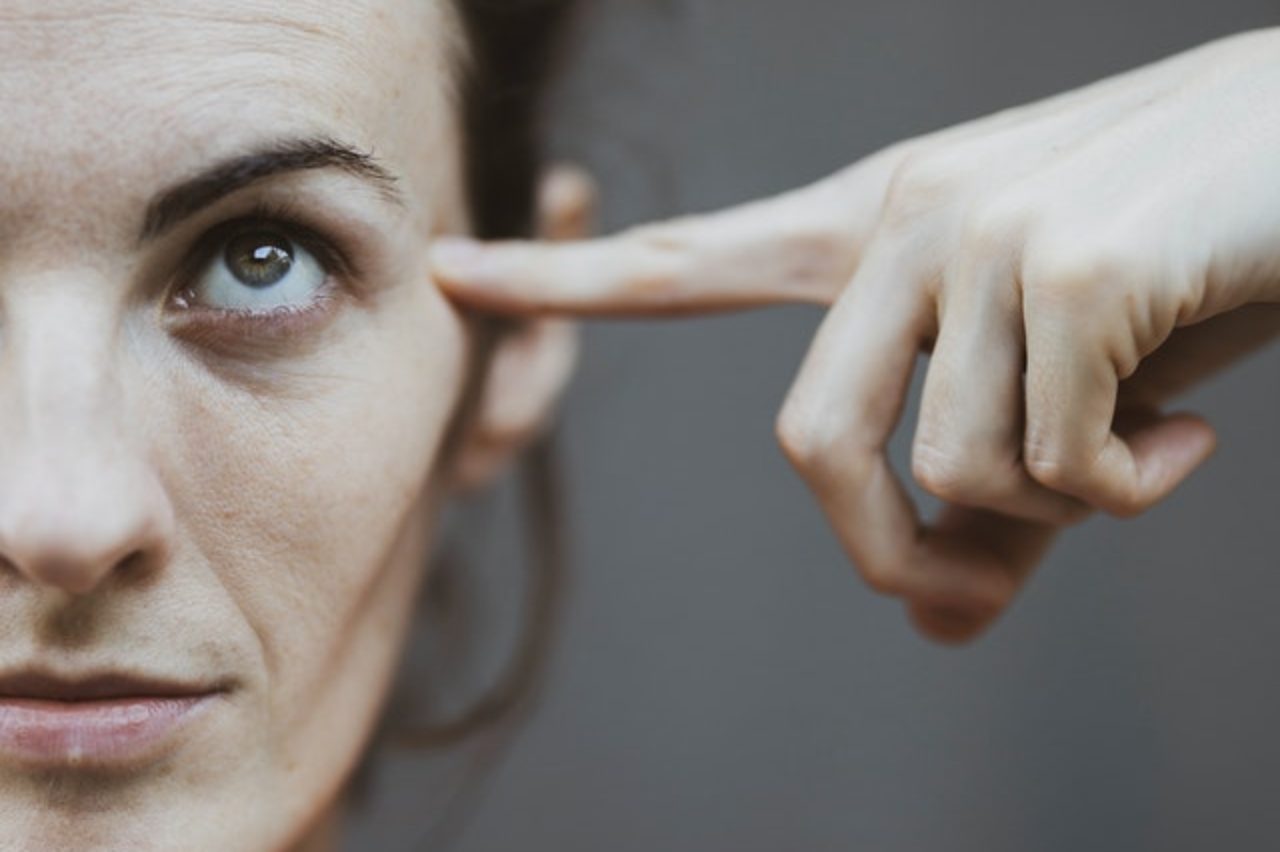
[4,4,1278,850]
[432,26,1280,644]
[0,1,581,850]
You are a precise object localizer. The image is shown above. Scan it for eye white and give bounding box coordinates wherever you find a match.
[191,230,327,311]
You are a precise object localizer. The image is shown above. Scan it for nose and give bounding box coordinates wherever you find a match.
[0,294,175,595]
[0,452,174,595]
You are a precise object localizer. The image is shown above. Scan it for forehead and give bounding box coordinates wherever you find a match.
[0,0,460,234]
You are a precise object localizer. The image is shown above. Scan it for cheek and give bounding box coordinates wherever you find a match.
[159,272,469,743]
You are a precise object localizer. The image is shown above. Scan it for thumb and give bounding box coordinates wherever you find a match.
[1108,407,1219,517]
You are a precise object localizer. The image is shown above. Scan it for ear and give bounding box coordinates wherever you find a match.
[449,165,597,492]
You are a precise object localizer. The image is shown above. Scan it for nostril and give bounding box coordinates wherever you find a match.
[0,452,176,596]
[0,512,170,595]
[115,549,155,585]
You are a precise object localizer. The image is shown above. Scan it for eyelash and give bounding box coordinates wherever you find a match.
[167,200,355,341]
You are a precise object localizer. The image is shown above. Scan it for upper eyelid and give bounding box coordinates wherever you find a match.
[143,185,398,320]
[178,208,353,292]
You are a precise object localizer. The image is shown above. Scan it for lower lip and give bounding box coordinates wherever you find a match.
[0,694,219,767]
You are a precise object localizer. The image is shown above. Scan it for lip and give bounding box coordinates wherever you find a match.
[0,670,229,768]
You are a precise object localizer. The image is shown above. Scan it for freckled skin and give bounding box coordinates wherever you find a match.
[0,2,479,849]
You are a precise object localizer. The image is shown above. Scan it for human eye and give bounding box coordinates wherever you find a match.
[187,226,326,311]
[167,209,350,340]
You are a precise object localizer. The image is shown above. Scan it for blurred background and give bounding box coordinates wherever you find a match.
[346,2,1280,850]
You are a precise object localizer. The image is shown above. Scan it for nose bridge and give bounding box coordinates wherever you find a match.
[8,286,122,444]
[0,276,174,595]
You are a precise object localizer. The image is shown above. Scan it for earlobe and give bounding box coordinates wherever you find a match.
[449,165,597,493]
[536,165,596,241]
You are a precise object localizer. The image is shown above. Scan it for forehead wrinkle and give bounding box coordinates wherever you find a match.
[0,0,363,43]
[0,1,410,112]
[0,6,375,164]
[0,0,448,67]
[0,1,458,251]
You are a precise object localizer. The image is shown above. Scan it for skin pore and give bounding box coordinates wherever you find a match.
[0,2,574,849]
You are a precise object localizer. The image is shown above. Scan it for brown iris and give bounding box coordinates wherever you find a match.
[224,232,294,289]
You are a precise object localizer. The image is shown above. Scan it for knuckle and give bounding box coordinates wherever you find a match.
[1022,238,1144,306]
[960,194,1033,256]
[1018,437,1070,483]
[774,402,834,471]
[1024,438,1148,518]
[910,442,987,503]
[1023,442,1075,491]
[880,152,961,230]
[777,399,881,490]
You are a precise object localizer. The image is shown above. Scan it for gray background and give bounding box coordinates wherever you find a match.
[346,2,1280,850]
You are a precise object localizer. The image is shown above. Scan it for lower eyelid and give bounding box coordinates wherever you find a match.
[164,285,344,349]
[155,202,389,355]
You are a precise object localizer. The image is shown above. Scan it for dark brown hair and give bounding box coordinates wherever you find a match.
[343,0,581,816]
[452,0,581,240]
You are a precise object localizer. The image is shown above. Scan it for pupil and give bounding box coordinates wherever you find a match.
[226,233,294,288]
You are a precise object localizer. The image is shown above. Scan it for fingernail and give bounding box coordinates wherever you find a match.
[430,237,484,277]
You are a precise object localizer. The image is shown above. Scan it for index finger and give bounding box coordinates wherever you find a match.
[430,156,900,317]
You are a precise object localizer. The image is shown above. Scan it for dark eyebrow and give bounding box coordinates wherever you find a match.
[139,136,404,243]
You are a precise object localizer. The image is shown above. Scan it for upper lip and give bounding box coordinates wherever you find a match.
[0,670,224,702]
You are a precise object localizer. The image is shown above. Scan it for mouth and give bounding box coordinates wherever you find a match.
[0,670,223,702]
[0,669,231,768]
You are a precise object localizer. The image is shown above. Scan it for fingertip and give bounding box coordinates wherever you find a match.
[906,601,991,646]
[1149,412,1218,484]
[1178,411,1219,457]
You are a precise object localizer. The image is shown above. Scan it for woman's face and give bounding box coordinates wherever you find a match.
[0,1,481,848]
